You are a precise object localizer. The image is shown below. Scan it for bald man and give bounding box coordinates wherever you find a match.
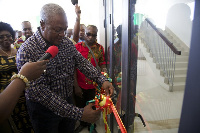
[21,21,33,40]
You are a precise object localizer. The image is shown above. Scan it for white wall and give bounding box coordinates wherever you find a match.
[98,0,105,47]
[0,0,101,34]
[0,0,105,46]
[135,0,195,47]
[165,3,192,47]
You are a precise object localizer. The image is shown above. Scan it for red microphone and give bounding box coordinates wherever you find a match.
[38,46,59,61]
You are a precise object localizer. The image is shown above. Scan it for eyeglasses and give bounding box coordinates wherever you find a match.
[0,34,12,39]
[86,33,97,37]
[50,27,67,36]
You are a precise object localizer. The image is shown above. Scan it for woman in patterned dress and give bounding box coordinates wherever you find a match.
[0,22,34,133]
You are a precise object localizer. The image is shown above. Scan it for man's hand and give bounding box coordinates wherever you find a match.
[75,4,81,18]
[102,81,114,97]
[81,103,101,123]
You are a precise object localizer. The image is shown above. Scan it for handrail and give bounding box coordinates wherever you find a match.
[145,18,181,55]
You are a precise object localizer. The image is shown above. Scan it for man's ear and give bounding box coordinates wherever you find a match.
[40,20,45,31]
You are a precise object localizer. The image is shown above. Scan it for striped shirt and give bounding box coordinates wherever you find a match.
[16,29,107,120]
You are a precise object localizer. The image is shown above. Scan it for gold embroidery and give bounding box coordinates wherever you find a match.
[85,77,93,84]
[8,58,14,63]
[1,58,6,64]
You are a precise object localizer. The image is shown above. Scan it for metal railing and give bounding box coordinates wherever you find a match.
[139,18,181,91]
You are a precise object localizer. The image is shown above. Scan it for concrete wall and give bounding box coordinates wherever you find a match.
[135,0,194,48]
[166,3,192,47]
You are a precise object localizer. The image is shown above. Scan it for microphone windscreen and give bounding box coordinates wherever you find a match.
[71,0,78,5]
[46,45,59,58]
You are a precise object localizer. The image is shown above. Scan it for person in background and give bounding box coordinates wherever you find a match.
[108,25,122,80]
[0,21,17,94]
[66,4,81,45]
[16,30,22,39]
[16,3,114,133]
[71,4,86,43]
[66,28,73,38]
[14,30,24,50]
[71,3,86,43]
[22,21,33,40]
[0,21,34,132]
[14,30,18,39]
[14,21,33,50]
[74,25,106,133]
[77,24,86,42]
[73,4,81,43]
[0,60,48,124]
[66,28,77,44]
[107,25,122,110]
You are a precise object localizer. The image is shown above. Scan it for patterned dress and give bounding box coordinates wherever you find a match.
[0,55,34,133]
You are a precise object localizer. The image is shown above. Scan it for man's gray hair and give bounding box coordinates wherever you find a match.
[40,3,66,24]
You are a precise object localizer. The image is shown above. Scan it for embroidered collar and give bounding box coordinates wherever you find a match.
[82,41,98,49]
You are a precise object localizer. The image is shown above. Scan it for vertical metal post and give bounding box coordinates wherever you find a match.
[121,0,130,128]
[179,1,200,132]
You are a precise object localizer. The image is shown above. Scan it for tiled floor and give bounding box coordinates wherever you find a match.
[79,60,185,133]
[134,60,184,133]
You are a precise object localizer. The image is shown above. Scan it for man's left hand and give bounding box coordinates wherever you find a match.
[102,81,114,96]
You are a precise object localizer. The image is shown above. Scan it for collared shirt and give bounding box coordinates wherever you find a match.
[75,42,106,89]
[16,29,107,120]
[68,37,77,45]
[78,38,84,43]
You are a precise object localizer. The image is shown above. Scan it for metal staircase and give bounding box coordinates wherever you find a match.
[138,18,189,91]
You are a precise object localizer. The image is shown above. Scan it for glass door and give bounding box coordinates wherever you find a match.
[105,0,138,132]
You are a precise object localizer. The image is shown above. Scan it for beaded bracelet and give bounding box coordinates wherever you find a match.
[11,74,30,88]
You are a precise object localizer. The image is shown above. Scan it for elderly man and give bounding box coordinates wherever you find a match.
[16,3,114,133]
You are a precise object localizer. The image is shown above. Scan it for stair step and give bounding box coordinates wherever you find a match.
[164,74,186,83]
[174,75,187,82]
[164,77,186,84]
[175,62,188,68]
[160,68,187,76]
[156,62,188,69]
[153,56,188,62]
[180,51,189,56]
[169,82,186,91]
[174,68,188,75]
[176,56,189,62]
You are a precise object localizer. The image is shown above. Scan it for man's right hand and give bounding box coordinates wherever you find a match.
[81,103,101,123]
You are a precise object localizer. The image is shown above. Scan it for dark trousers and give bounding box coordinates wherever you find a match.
[74,88,96,127]
[26,98,76,133]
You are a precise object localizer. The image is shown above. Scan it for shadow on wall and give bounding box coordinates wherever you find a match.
[166,3,192,47]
